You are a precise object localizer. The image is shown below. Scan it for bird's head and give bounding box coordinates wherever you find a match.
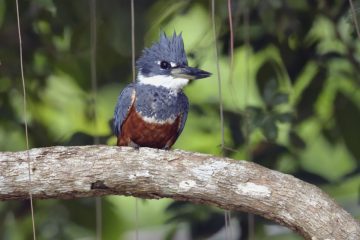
[136,32,211,91]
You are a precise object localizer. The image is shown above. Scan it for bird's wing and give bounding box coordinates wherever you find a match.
[113,83,136,136]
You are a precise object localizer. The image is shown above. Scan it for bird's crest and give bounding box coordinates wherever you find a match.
[136,31,188,71]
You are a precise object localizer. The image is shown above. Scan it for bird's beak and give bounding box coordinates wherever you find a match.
[171,66,211,80]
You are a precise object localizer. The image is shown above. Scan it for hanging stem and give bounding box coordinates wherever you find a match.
[211,1,225,151]
[15,0,36,239]
[131,0,136,83]
[348,0,360,39]
[130,1,139,239]
[90,1,102,239]
[212,0,230,239]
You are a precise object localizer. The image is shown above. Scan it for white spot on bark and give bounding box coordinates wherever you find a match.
[128,171,151,180]
[74,180,84,186]
[179,180,196,191]
[191,160,230,182]
[305,191,329,208]
[236,182,271,198]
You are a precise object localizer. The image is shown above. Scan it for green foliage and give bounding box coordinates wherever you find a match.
[0,0,359,239]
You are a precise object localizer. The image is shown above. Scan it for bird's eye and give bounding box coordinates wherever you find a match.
[160,61,171,70]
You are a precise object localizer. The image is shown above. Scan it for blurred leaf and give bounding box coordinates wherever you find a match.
[296,68,327,121]
[166,202,224,239]
[0,0,5,28]
[32,73,86,140]
[271,92,289,106]
[262,117,278,141]
[0,126,27,151]
[263,78,278,104]
[174,108,232,155]
[289,131,306,149]
[252,142,288,168]
[148,1,188,40]
[323,175,360,199]
[224,110,244,147]
[0,77,11,93]
[246,106,265,131]
[300,119,357,181]
[276,112,293,123]
[162,3,211,49]
[166,201,189,213]
[307,16,346,54]
[334,92,360,162]
[164,224,178,240]
[107,196,171,229]
[256,60,280,102]
[293,169,330,185]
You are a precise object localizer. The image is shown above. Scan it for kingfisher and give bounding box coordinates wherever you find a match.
[113,32,211,149]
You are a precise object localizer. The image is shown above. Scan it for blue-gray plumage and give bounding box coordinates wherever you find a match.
[113,32,210,149]
[137,32,188,77]
[114,84,188,135]
[113,83,135,137]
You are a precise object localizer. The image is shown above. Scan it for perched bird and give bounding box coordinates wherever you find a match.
[113,32,211,149]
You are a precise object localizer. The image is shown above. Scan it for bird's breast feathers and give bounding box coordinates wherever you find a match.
[133,83,188,123]
[140,114,178,125]
[117,104,182,148]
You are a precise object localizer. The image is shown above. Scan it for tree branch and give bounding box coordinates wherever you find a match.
[0,145,359,239]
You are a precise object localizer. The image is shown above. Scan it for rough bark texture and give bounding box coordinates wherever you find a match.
[0,145,359,239]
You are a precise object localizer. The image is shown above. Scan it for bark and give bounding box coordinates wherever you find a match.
[0,145,359,239]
